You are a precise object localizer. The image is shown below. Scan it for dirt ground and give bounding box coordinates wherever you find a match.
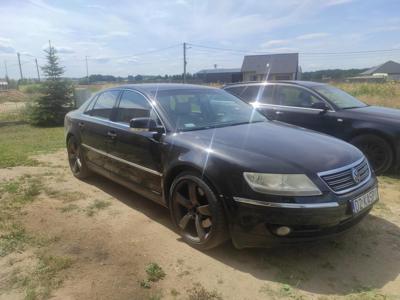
[0,150,399,300]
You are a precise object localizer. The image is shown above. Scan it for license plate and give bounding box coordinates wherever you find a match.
[350,187,379,214]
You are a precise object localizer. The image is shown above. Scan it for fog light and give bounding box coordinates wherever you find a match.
[275,226,291,236]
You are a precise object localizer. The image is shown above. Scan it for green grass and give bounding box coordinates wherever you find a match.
[10,254,72,300]
[0,124,65,168]
[0,224,30,257]
[333,82,400,109]
[146,263,166,282]
[18,84,43,95]
[0,176,49,257]
[140,263,166,290]
[85,199,112,217]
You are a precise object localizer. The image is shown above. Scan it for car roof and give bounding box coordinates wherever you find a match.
[224,80,327,88]
[105,83,217,98]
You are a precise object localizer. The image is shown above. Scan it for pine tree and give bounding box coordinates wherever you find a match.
[29,43,73,126]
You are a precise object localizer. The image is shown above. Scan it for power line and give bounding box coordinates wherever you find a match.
[183,42,187,83]
[188,42,400,56]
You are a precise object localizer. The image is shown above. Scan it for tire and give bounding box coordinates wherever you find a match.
[67,135,92,179]
[169,172,229,250]
[351,134,393,175]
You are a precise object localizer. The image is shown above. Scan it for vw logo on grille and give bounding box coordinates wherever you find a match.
[352,168,361,184]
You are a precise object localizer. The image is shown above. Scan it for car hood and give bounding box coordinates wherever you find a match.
[170,121,363,175]
[347,106,400,123]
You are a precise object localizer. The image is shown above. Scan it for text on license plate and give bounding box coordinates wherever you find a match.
[350,187,378,214]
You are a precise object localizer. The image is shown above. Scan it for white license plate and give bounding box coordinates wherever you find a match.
[350,187,379,214]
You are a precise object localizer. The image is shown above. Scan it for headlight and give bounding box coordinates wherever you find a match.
[243,173,322,196]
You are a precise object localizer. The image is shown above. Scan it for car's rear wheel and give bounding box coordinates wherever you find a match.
[67,136,91,179]
[351,134,393,175]
[169,172,229,250]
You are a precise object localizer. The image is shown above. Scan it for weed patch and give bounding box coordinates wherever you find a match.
[187,284,223,300]
[9,254,72,300]
[85,199,111,216]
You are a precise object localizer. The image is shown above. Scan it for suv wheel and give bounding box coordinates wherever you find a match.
[351,134,393,175]
[169,172,229,250]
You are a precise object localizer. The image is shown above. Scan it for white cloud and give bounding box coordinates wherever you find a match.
[101,31,131,38]
[324,0,354,7]
[296,32,330,40]
[0,37,15,53]
[373,25,400,32]
[28,0,67,13]
[56,47,75,54]
[86,4,106,10]
[261,39,289,47]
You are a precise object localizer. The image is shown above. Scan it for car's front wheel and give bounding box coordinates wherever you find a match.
[67,136,91,179]
[169,172,229,250]
[351,134,393,175]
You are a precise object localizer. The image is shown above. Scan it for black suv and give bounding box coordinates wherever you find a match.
[224,81,400,174]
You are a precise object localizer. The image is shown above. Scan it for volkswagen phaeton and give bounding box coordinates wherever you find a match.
[64,84,378,249]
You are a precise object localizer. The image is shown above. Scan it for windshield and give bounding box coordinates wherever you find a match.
[313,85,367,109]
[154,88,267,131]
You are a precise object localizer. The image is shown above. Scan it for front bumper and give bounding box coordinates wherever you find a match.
[228,178,378,249]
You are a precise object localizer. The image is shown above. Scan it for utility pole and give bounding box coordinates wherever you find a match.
[183,42,187,83]
[3,61,8,82]
[85,56,89,84]
[17,52,23,80]
[35,58,41,82]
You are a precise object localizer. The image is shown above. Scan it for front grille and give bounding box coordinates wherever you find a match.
[320,159,370,194]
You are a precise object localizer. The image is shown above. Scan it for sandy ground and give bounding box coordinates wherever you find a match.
[0,150,400,299]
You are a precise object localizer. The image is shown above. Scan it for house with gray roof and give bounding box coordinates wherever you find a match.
[241,53,299,81]
[360,60,400,81]
[196,68,242,83]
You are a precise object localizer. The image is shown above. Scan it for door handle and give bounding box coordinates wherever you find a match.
[107,131,117,139]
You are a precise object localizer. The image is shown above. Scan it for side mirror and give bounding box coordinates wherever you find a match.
[129,117,165,134]
[312,102,329,111]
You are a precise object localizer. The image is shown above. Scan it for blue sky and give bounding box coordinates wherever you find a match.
[0,0,400,78]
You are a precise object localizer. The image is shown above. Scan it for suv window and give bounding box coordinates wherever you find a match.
[90,91,119,119]
[115,90,153,123]
[226,85,275,104]
[275,85,323,108]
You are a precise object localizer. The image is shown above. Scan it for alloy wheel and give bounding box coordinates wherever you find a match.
[67,139,83,175]
[172,179,213,243]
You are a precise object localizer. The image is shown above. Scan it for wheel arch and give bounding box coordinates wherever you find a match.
[163,163,224,208]
[349,128,396,159]
[66,132,74,145]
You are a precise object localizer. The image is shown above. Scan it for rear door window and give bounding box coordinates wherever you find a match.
[226,85,275,104]
[275,85,323,108]
[89,90,119,119]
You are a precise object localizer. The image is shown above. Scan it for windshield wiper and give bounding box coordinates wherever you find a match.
[179,120,265,132]
[342,105,366,110]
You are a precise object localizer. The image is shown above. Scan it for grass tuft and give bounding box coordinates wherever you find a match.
[85,199,111,216]
[187,284,223,300]
[0,224,30,257]
[146,263,166,282]
[10,254,72,300]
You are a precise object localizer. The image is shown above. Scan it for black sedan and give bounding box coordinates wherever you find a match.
[224,81,400,174]
[65,84,378,249]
